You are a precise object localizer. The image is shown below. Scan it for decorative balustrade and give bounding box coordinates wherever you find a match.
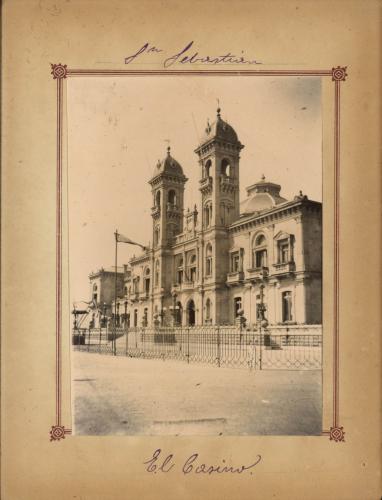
[246,266,269,280]
[272,261,296,274]
[227,271,244,284]
[199,176,213,194]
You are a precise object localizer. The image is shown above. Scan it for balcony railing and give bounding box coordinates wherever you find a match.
[171,280,197,293]
[246,266,269,280]
[227,271,244,284]
[166,203,181,214]
[199,176,213,190]
[272,261,296,274]
[151,206,161,217]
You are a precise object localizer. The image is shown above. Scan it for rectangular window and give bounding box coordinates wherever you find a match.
[278,239,289,263]
[255,249,267,268]
[177,270,183,284]
[282,291,293,322]
[231,252,240,272]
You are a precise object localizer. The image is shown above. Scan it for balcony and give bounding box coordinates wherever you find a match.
[139,291,150,301]
[166,203,181,214]
[246,266,269,281]
[220,176,235,193]
[151,206,161,218]
[199,176,213,194]
[227,271,244,285]
[272,261,296,275]
[171,281,196,293]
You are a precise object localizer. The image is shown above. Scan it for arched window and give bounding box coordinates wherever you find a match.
[205,244,212,276]
[176,256,184,284]
[133,277,140,294]
[155,190,161,207]
[204,159,212,178]
[168,189,177,206]
[134,309,138,327]
[92,283,98,302]
[124,286,128,296]
[143,307,148,327]
[154,226,160,246]
[204,202,212,228]
[144,267,150,295]
[205,298,212,323]
[189,254,197,282]
[253,233,268,269]
[175,301,182,326]
[221,158,232,177]
[154,260,160,287]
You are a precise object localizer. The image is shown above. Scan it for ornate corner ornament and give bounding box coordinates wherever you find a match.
[332,66,347,82]
[51,63,68,79]
[329,426,345,442]
[50,425,71,441]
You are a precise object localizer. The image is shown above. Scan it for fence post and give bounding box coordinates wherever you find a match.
[87,328,91,352]
[125,328,129,356]
[217,326,221,367]
[187,328,190,364]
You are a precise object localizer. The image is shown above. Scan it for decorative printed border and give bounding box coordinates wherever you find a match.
[51,63,347,442]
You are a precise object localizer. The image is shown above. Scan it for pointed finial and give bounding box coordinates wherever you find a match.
[261,174,265,181]
[217,98,221,118]
[164,139,171,155]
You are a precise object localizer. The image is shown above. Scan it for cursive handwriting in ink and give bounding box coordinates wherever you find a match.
[143,449,262,475]
[143,448,175,473]
[125,41,262,67]
[182,452,262,475]
[125,43,163,65]
[163,41,262,68]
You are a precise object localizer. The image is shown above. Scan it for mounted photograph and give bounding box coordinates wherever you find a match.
[68,76,323,436]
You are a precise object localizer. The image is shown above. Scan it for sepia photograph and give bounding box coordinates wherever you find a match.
[68,76,323,436]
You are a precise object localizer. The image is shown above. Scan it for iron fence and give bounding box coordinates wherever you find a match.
[73,326,322,370]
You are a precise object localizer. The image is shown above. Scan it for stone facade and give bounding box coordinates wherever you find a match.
[88,109,322,329]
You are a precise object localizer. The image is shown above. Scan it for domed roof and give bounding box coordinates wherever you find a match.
[240,175,287,215]
[200,108,240,145]
[153,147,184,177]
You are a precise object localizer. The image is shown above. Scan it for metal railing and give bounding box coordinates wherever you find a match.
[73,326,322,370]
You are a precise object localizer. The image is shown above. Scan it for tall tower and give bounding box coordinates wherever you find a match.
[195,107,244,229]
[195,107,244,324]
[149,146,187,296]
[149,146,187,247]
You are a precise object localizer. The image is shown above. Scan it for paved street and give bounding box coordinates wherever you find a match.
[72,351,322,436]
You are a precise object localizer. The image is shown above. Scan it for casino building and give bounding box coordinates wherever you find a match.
[87,107,322,329]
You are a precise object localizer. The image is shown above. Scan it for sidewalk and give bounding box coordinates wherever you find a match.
[72,351,322,436]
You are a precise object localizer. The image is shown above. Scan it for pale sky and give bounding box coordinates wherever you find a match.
[67,76,322,303]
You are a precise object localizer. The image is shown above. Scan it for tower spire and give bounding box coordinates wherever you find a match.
[216,98,221,118]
